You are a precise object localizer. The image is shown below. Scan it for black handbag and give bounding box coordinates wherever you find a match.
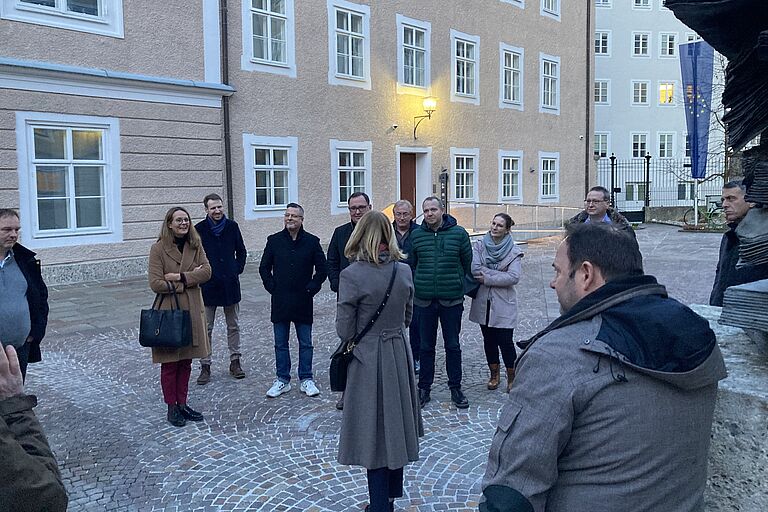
[139,281,192,349]
[464,273,481,298]
[329,263,398,392]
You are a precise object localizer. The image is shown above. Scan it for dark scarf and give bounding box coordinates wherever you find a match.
[173,235,188,254]
[207,215,227,236]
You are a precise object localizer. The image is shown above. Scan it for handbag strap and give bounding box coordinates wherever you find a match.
[151,281,182,310]
[348,262,398,350]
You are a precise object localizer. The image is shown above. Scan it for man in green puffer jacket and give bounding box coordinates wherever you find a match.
[410,197,472,409]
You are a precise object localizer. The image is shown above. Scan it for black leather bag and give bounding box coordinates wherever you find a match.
[464,273,481,298]
[139,282,192,349]
[329,263,398,392]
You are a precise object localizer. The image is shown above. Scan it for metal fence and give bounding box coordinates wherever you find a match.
[449,202,582,241]
[596,156,725,212]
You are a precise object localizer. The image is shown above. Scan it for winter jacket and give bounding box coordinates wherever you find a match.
[259,228,328,324]
[567,208,636,238]
[481,274,727,512]
[195,218,247,307]
[327,222,355,293]
[709,222,768,306]
[336,260,422,469]
[410,214,472,301]
[469,239,524,329]
[0,394,68,511]
[12,243,48,364]
[148,238,212,364]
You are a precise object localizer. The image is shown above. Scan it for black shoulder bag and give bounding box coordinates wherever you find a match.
[329,263,398,392]
[139,281,192,348]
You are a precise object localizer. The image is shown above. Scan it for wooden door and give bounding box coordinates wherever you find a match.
[399,153,417,207]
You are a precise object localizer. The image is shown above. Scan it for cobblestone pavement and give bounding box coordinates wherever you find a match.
[27,223,722,511]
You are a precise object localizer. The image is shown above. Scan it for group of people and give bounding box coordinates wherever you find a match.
[0,176,762,511]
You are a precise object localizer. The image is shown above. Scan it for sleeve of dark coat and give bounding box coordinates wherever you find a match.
[307,239,328,295]
[327,228,342,293]
[0,395,68,512]
[258,238,276,294]
[235,225,247,275]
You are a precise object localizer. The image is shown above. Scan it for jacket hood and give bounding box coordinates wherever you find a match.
[420,213,458,232]
[524,275,726,389]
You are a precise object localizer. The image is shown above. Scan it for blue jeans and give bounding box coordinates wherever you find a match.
[273,322,313,383]
[417,301,463,391]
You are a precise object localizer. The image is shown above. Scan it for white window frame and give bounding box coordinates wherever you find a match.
[540,0,560,20]
[594,132,610,158]
[500,0,524,8]
[1,0,124,37]
[658,80,676,106]
[631,132,649,158]
[241,0,296,77]
[686,32,701,43]
[327,0,371,90]
[594,79,610,106]
[330,139,372,215]
[499,43,524,111]
[243,134,299,220]
[632,0,651,9]
[450,30,480,105]
[657,132,676,158]
[538,151,559,203]
[595,0,612,7]
[631,80,650,106]
[450,147,479,202]
[539,53,560,115]
[595,30,611,56]
[15,111,122,249]
[498,150,523,203]
[632,31,651,58]
[659,32,677,58]
[396,14,431,96]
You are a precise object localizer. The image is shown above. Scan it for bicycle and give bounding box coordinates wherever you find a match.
[682,201,726,229]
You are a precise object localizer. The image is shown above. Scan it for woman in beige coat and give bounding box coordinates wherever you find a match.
[148,206,211,427]
[336,211,422,512]
[469,213,523,392]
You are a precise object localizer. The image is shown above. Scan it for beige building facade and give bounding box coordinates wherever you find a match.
[0,0,593,282]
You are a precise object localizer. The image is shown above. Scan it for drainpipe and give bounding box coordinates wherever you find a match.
[584,0,593,197]
[220,0,235,220]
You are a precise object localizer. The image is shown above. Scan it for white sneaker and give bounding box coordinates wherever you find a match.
[300,379,320,397]
[266,380,291,398]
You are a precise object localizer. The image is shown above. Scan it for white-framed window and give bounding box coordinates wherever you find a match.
[594,132,610,158]
[1,0,124,37]
[625,182,647,202]
[686,33,701,43]
[330,139,371,214]
[659,32,677,57]
[499,150,523,202]
[396,15,431,95]
[677,181,695,200]
[633,0,651,9]
[327,0,371,90]
[451,148,479,201]
[595,0,611,7]
[631,132,648,158]
[500,0,524,8]
[632,80,649,105]
[540,0,560,20]
[658,81,675,105]
[451,30,480,105]
[243,135,299,219]
[657,132,675,158]
[594,79,610,105]
[632,32,650,57]
[15,112,122,249]
[595,30,611,56]
[499,43,524,110]
[538,151,559,202]
[685,134,692,157]
[242,0,296,77]
[539,53,560,114]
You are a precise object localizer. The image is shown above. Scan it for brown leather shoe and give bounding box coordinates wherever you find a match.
[487,364,500,390]
[196,364,211,385]
[229,359,246,379]
[506,367,516,393]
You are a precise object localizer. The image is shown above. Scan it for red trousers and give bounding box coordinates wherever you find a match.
[160,359,192,405]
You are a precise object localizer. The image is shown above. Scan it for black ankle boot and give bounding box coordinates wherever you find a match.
[179,404,204,422]
[167,404,186,427]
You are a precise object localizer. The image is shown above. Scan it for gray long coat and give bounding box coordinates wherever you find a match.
[336,260,423,470]
[469,239,524,328]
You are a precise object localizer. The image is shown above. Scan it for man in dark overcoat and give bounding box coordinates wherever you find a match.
[195,194,248,384]
[259,203,327,398]
[393,199,421,373]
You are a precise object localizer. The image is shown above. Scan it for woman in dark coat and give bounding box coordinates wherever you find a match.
[336,211,423,512]
[148,206,211,427]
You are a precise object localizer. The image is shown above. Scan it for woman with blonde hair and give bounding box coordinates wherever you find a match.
[336,211,422,512]
[148,206,211,427]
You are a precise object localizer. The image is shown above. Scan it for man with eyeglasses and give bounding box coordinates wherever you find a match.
[568,186,635,238]
[393,199,422,374]
[259,203,328,399]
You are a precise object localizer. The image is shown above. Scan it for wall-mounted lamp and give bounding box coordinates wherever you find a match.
[529,166,536,173]
[413,96,437,140]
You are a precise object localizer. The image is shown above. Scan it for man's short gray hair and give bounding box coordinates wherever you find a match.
[0,208,19,220]
[393,199,413,211]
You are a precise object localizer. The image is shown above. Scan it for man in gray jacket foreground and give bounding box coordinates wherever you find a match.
[480,223,727,512]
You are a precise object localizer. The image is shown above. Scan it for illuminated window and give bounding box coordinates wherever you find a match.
[659,82,675,104]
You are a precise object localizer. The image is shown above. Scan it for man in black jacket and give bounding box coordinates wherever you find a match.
[195,194,248,384]
[393,199,421,372]
[0,209,49,381]
[259,203,327,398]
[327,191,371,293]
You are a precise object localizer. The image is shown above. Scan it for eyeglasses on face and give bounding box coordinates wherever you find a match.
[348,206,369,212]
[584,199,606,204]
[284,213,303,219]
[393,211,411,218]
[173,218,190,224]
